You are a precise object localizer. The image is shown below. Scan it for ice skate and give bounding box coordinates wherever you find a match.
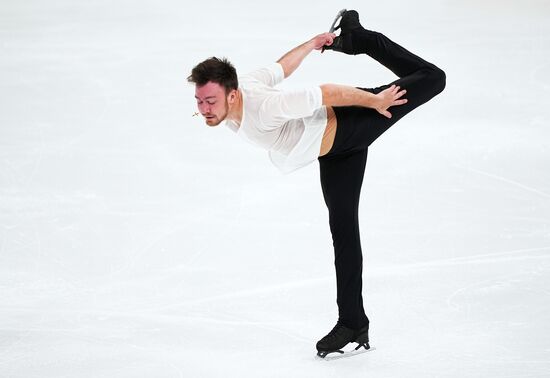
[316,322,371,359]
[322,9,365,54]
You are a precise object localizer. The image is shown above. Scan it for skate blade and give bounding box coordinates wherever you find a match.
[316,345,375,361]
[328,9,347,33]
[322,9,347,53]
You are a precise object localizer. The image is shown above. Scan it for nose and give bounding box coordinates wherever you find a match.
[198,102,211,114]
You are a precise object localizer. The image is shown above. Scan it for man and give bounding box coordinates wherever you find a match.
[188,9,446,358]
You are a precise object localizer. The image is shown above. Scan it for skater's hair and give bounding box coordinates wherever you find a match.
[188,57,238,94]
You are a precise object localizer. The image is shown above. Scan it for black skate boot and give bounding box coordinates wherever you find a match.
[316,322,370,358]
[323,9,364,55]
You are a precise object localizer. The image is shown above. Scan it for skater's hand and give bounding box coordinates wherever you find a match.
[375,85,408,118]
[311,32,337,50]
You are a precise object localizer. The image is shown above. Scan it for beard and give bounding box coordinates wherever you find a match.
[204,99,229,127]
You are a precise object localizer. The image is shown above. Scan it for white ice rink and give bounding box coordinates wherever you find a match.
[1,0,549,377]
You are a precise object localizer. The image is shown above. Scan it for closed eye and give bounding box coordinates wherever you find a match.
[196,100,216,105]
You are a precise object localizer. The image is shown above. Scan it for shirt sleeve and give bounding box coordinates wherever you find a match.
[245,62,285,87]
[259,86,323,126]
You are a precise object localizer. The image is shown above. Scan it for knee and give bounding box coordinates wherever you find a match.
[430,66,446,95]
[417,65,446,98]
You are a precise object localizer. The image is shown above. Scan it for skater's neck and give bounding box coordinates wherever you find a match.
[226,89,243,126]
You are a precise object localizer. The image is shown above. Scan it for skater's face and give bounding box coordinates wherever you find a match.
[195,82,234,127]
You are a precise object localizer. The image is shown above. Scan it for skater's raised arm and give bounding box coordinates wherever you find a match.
[320,83,408,119]
[277,33,336,78]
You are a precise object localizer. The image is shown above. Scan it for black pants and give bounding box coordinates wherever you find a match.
[318,28,446,330]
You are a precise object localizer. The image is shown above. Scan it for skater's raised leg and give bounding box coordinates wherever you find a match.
[329,65,445,154]
[325,10,440,77]
[324,10,446,155]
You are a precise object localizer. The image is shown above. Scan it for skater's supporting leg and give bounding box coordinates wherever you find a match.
[318,148,370,330]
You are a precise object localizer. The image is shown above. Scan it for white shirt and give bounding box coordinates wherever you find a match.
[225,62,327,174]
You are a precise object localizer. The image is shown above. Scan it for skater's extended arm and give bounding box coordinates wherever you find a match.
[277,33,336,78]
[320,84,408,118]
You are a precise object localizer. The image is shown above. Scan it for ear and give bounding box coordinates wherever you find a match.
[228,89,237,103]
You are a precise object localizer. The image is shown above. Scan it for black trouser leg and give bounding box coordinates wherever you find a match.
[319,149,370,330]
[329,30,446,156]
[317,29,445,330]
[352,27,440,77]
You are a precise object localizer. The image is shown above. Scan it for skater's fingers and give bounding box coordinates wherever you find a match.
[396,89,407,98]
[381,85,395,95]
[395,99,408,106]
[315,32,336,50]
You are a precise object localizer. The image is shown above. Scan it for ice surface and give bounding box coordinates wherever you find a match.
[1,0,549,377]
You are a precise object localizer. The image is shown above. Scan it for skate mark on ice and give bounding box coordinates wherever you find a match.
[446,268,550,311]
[157,310,312,344]
[454,164,550,199]
[142,276,332,310]
[0,307,311,344]
[386,246,550,272]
